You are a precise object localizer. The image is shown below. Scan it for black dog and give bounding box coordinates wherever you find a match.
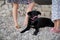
[20,11,54,35]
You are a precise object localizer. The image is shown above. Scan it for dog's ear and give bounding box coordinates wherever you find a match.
[37,11,41,15]
[27,12,32,16]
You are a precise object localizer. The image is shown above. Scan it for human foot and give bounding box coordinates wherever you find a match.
[50,27,60,33]
[15,25,21,29]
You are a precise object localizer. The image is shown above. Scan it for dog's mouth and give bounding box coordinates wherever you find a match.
[31,16,38,21]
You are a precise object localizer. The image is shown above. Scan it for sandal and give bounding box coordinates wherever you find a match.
[15,25,21,29]
[50,27,60,33]
[16,26,19,29]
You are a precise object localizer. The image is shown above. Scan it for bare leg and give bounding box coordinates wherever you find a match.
[51,19,60,32]
[55,20,60,30]
[12,3,20,29]
[54,20,57,29]
[24,2,35,26]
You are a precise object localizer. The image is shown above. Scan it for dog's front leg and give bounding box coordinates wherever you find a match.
[33,28,39,35]
[20,24,31,33]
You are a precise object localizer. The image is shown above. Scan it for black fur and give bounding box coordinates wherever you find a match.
[20,11,54,35]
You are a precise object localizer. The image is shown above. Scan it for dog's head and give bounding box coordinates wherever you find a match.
[27,11,41,20]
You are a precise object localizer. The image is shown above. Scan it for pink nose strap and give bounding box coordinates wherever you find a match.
[31,16,38,20]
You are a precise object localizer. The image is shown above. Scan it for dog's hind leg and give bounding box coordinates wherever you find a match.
[20,25,31,33]
[48,20,54,27]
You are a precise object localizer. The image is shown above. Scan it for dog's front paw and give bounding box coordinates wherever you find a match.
[33,30,39,35]
[33,33,37,35]
[33,32,38,35]
[20,31,25,33]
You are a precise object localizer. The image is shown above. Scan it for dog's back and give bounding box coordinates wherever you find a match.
[37,17,54,27]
